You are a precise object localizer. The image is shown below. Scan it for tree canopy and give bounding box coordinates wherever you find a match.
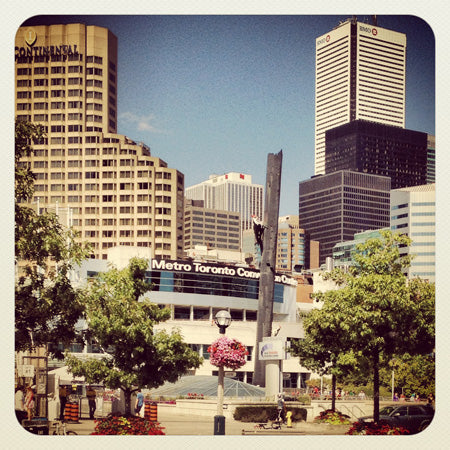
[291,231,435,421]
[66,258,202,415]
[15,120,90,355]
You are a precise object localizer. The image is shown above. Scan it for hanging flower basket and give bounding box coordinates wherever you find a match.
[208,336,249,370]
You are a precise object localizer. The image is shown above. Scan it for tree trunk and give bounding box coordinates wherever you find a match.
[123,388,132,416]
[373,349,380,423]
[331,373,336,412]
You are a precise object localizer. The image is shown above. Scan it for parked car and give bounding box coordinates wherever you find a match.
[358,404,434,433]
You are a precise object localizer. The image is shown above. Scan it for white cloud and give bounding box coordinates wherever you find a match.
[119,111,165,133]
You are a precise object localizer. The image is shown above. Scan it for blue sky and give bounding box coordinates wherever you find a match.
[20,14,435,215]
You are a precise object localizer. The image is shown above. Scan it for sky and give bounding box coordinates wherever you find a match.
[17,14,435,216]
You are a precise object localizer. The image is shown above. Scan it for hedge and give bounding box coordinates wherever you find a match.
[233,405,307,423]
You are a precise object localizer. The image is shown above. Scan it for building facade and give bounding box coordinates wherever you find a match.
[185,172,263,231]
[332,229,387,268]
[276,215,319,272]
[15,24,185,260]
[427,135,436,184]
[299,170,391,265]
[324,120,428,189]
[184,199,241,253]
[315,17,406,175]
[68,253,312,389]
[391,183,435,282]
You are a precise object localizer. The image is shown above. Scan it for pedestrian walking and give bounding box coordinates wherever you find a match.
[86,386,97,419]
[135,389,144,416]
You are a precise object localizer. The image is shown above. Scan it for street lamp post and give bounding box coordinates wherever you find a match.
[213,310,231,436]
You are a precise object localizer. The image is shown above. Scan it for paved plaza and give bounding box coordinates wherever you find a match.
[60,406,349,436]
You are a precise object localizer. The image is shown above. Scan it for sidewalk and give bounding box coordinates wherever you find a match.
[63,407,349,436]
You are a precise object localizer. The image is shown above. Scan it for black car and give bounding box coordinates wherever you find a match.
[358,404,434,433]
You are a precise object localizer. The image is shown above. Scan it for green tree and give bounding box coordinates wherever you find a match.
[66,258,202,415]
[15,120,90,355]
[292,231,434,422]
[291,321,362,410]
[380,354,435,398]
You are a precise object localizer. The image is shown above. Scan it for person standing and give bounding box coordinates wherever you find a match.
[135,389,144,416]
[59,385,67,420]
[277,393,285,423]
[86,386,97,420]
[24,386,35,420]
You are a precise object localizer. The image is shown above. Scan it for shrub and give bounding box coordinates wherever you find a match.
[346,421,410,435]
[233,406,307,423]
[91,415,165,435]
[314,409,351,425]
[296,395,311,405]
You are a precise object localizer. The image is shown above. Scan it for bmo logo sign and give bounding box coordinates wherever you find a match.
[317,34,331,46]
[360,25,378,36]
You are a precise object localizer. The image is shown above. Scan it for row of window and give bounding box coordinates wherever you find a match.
[148,270,285,302]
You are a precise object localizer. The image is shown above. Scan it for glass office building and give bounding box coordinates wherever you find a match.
[324,120,428,190]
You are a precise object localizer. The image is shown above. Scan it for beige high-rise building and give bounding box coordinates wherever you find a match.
[15,23,184,260]
[276,215,319,273]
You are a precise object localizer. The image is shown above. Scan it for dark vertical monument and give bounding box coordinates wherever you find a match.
[253,150,283,387]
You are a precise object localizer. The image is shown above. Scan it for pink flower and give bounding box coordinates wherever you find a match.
[208,337,248,369]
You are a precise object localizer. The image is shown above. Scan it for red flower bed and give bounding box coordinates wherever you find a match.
[346,421,410,435]
[91,415,165,435]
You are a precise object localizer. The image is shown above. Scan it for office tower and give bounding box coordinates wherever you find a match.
[276,215,319,272]
[391,183,435,282]
[15,23,184,260]
[184,199,241,252]
[315,17,406,175]
[324,120,428,189]
[299,170,391,265]
[185,172,263,231]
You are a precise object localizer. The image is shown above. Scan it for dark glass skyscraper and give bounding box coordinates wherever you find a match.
[299,170,391,265]
[324,120,428,189]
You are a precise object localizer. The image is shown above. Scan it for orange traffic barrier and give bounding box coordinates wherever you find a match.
[149,403,157,422]
[144,403,151,420]
[64,403,72,421]
[71,402,79,422]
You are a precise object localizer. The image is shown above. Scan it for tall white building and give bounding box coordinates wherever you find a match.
[185,172,263,230]
[391,183,435,282]
[314,17,406,175]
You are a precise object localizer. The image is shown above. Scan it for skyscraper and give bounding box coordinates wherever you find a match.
[15,23,185,260]
[314,17,406,175]
[185,172,263,231]
[391,183,435,282]
[299,170,391,265]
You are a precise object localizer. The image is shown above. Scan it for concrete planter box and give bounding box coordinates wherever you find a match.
[162,399,373,423]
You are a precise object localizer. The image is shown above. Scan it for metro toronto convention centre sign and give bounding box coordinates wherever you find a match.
[151,259,297,287]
